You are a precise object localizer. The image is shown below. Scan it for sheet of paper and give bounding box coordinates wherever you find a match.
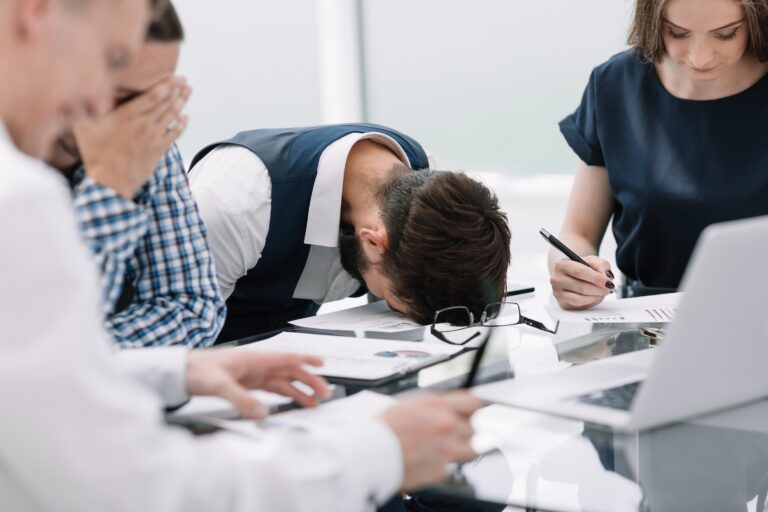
[266,390,395,428]
[207,391,397,440]
[170,382,329,420]
[238,332,463,381]
[545,292,683,323]
[266,393,568,457]
[290,300,423,333]
[215,394,533,458]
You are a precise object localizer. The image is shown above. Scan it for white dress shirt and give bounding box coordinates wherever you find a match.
[189,133,437,302]
[0,124,402,511]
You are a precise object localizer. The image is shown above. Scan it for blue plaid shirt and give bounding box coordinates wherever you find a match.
[73,144,226,348]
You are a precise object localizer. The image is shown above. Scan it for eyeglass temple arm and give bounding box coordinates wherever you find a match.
[430,326,483,345]
[521,316,560,334]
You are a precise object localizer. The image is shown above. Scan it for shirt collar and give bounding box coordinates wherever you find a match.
[304,132,410,247]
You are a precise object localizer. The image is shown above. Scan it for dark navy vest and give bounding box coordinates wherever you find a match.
[190,124,430,342]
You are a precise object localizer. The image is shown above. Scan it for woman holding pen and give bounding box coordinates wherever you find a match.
[550,0,768,310]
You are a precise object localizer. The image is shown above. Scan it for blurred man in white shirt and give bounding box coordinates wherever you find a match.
[0,0,482,510]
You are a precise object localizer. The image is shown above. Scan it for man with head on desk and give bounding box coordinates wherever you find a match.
[188,124,512,342]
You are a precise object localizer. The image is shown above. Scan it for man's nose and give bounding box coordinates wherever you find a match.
[82,70,116,119]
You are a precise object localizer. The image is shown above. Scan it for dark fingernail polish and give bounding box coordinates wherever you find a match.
[606,270,615,279]
[606,281,615,290]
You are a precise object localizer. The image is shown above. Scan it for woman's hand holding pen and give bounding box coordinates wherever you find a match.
[551,255,615,310]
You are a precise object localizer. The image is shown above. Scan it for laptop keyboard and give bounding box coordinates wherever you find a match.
[577,382,642,411]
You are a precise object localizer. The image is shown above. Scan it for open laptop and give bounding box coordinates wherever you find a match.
[474,215,768,431]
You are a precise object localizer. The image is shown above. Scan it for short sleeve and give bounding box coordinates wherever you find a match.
[559,68,606,167]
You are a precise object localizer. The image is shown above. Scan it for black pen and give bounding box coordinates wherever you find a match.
[539,228,592,267]
[462,330,495,389]
[540,228,615,290]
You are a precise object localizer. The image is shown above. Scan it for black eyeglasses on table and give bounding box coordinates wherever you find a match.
[431,300,560,346]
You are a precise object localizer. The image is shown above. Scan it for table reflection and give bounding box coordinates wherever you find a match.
[416,295,768,511]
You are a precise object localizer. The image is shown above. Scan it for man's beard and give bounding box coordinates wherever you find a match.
[338,224,368,282]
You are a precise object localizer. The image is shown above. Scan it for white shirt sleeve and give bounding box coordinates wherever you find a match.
[0,158,403,512]
[188,146,272,300]
[114,347,190,407]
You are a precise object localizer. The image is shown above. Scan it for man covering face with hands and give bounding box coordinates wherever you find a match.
[48,2,226,348]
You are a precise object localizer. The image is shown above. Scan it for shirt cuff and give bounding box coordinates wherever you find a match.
[331,418,404,506]
[558,116,606,167]
[74,176,149,253]
[114,347,190,407]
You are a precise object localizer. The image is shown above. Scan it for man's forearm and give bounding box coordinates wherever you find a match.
[105,145,226,348]
[74,175,149,314]
[107,295,224,348]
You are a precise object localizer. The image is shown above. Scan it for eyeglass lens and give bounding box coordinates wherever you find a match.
[483,302,521,327]
[433,306,472,333]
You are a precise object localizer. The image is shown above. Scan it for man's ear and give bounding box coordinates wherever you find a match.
[14,0,53,40]
[358,226,388,264]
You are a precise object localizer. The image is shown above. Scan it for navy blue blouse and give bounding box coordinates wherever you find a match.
[560,50,768,289]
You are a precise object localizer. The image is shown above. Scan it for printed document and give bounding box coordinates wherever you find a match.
[290,300,423,333]
[207,391,396,440]
[238,332,463,381]
[171,382,334,420]
[172,390,293,419]
[266,390,395,428]
[545,293,683,324]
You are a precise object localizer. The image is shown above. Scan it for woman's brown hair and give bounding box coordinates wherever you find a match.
[628,0,768,62]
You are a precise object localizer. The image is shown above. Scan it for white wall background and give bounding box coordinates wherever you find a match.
[175,0,633,175]
[174,0,323,163]
[361,0,633,175]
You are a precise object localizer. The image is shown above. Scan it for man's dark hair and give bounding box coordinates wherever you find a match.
[378,167,511,325]
[147,1,184,42]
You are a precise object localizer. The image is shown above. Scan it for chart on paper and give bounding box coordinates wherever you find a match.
[545,293,683,324]
[237,332,462,380]
[578,307,676,323]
